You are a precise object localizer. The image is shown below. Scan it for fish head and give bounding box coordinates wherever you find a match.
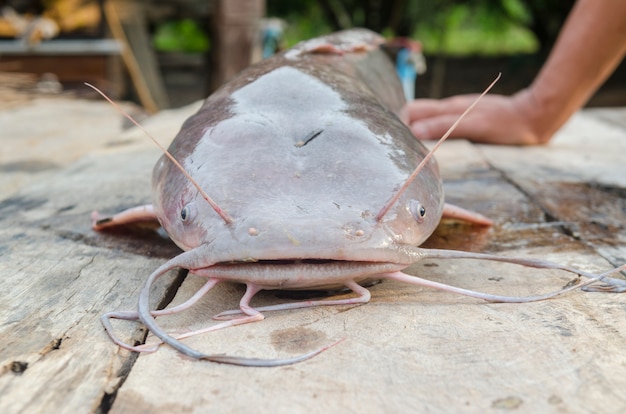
[152,63,443,288]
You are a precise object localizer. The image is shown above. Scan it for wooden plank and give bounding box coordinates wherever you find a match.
[0,98,135,194]
[0,97,201,195]
[105,0,170,112]
[479,112,626,266]
[0,100,194,412]
[478,111,626,187]
[0,39,122,54]
[111,250,625,413]
[0,100,624,413]
[585,107,626,129]
[0,54,121,96]
[107,113,624,412]
[0,150,181,412]
[209,0,265,90]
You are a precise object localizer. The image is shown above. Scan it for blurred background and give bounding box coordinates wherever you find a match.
[1,0,624,111]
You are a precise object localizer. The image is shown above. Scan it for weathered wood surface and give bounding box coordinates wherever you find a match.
[0,97,624,413]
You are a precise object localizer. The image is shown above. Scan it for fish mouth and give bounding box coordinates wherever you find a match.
[192,259,407,290]
[230,258,338,265]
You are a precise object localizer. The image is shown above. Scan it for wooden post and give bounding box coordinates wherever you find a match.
[105,0,170,112]
[209,0,265,92]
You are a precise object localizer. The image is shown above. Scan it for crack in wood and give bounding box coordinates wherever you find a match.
[95,268,188,412]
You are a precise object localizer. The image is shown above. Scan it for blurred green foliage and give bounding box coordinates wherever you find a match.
[412,1,538,55]
[266,2,333,47]
[267,0,574,55]
[153,19,210,53]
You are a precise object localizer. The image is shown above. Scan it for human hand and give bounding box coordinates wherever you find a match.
[400,89,551,145]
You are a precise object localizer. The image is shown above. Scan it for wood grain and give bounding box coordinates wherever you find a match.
[0,98,624,413]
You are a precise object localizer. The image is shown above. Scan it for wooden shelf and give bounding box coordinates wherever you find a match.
[0,39,122,55]
[0,38,124,98]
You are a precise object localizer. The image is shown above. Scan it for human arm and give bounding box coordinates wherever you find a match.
[400,0,626,145]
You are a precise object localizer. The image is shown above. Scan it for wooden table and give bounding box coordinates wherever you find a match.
[1,97,625,413]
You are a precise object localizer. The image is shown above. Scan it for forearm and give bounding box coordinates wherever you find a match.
[521,0,626,142]
[401,0,626,146]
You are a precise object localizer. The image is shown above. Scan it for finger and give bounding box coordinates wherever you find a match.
[401,95,482,124]
[409,114,489,142]
[399,99,445,124]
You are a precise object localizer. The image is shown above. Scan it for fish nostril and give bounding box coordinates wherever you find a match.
[344,226,365,237]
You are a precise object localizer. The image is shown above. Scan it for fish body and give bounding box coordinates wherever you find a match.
[151,29,443,289]
[94,30,622,365]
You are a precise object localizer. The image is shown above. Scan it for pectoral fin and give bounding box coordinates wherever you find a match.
[442,203,493,226]
[92,204,159,230]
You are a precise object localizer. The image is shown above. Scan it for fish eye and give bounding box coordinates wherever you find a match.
[180,202,197,223]
[409,200,426,223]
